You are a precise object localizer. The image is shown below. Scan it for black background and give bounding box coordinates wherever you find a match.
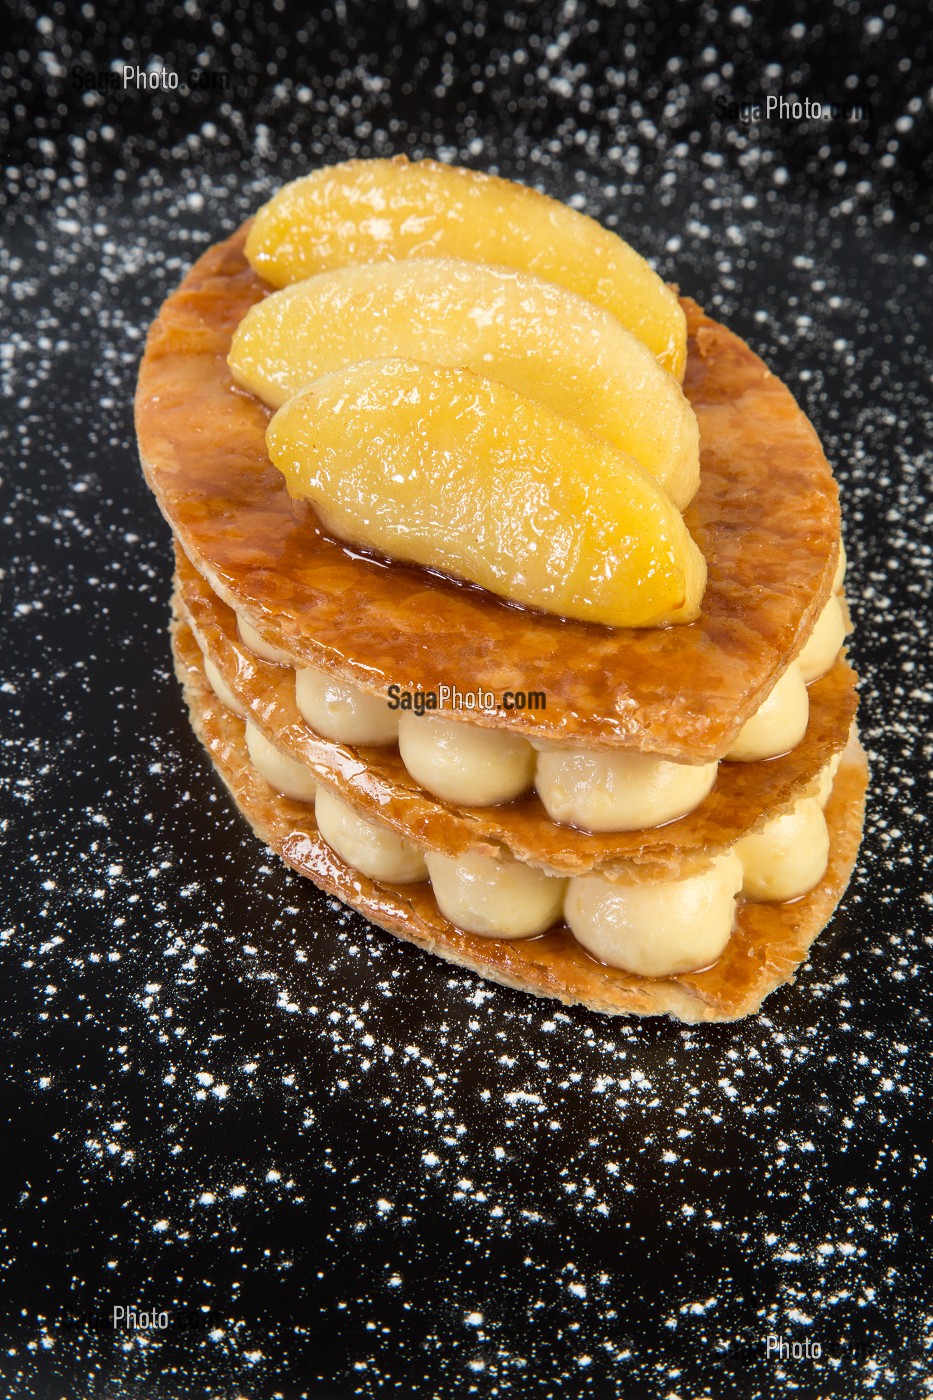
[1,2,932,1397]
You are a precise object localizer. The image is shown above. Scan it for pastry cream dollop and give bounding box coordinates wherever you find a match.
[726,664,810,763]
[565,853,743,978]
[797,595,847,683]
[314,788,427,885]
[237,613,293,667]
[203,653,247,719]
[245,720,317,804]
[295,665,399,748]
[398,713,535,807]
[535,747,718,833]
[425,850,566,940]
[735,798,829,902]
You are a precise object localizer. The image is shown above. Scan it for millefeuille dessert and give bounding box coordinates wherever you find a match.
[136,156,867,1022]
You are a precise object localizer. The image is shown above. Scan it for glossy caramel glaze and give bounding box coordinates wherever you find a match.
[172,615,867,1022]
[177,548,857,882]
[138,226,841,759]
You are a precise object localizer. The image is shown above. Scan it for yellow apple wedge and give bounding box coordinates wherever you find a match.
[244,157,687,380]
[266,360,707,629]
[229,259,699,509]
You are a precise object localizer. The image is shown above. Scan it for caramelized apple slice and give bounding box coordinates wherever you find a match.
[230,258,699,508]
[244,157,687,380]
[266,360,707,629]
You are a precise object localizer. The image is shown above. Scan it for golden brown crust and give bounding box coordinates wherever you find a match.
[172,614,868,1023]
[176,546,858,882]
[137,229,841,760]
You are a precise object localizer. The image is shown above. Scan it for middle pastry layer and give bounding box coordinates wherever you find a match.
[176,547,857,883]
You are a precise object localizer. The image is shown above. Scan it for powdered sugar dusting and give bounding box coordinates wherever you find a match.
[2,5,932,1395]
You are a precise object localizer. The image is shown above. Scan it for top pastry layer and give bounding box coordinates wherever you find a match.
[136,226,841,759]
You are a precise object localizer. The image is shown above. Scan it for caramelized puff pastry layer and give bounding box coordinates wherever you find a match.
[172,611,868,1024]
[135,226,841,761]
[175,547,859,883]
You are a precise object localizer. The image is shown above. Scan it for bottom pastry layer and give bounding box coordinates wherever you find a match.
[171,615,869,1023]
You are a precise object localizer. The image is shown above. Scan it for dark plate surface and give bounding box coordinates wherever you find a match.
[1,4,931,1397]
